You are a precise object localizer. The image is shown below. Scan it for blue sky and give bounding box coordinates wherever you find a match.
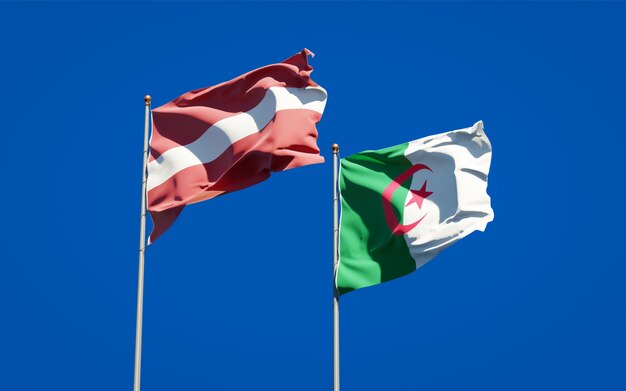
[1,2,625,390]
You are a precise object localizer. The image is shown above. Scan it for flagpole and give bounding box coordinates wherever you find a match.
[332,143,340,391]
[133,95,151,391]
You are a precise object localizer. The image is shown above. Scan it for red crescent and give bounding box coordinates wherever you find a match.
[382,164,432,236]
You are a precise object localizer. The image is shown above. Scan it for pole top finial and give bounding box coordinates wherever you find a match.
[144,95,152,105]
[332,144,339,154]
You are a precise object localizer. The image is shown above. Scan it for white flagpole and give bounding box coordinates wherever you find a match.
[332,143,340,391]
[134,95,151,391]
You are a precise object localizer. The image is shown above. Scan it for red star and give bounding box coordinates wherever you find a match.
[405,180,432,209]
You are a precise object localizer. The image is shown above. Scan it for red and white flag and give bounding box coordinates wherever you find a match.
[147,49,327,244]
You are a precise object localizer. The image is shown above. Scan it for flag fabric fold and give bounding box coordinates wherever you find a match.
[336,121,494,294]
[147,49,327,244]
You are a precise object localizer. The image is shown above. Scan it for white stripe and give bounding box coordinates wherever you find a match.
[147,86,327,191]
[402,121,494,269]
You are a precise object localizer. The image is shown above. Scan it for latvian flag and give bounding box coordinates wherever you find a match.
[147,49,327,244]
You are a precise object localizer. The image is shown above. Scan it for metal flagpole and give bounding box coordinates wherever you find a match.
[332,143,340,391]
[134,95,151,391]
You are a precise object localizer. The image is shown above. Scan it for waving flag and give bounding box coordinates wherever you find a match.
[147,49,327,244]
[337,121,493,294]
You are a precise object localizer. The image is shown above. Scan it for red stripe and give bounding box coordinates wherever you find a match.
[150,49,316,161]
[147,206,184,246]
[147,108,323,243]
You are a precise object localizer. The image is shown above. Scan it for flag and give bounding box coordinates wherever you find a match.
[147,49,327,244]
[336,121,493,294]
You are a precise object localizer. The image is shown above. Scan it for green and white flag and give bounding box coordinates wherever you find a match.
[337,121,493,294]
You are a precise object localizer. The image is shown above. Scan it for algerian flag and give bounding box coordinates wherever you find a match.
[336,121,493,295]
